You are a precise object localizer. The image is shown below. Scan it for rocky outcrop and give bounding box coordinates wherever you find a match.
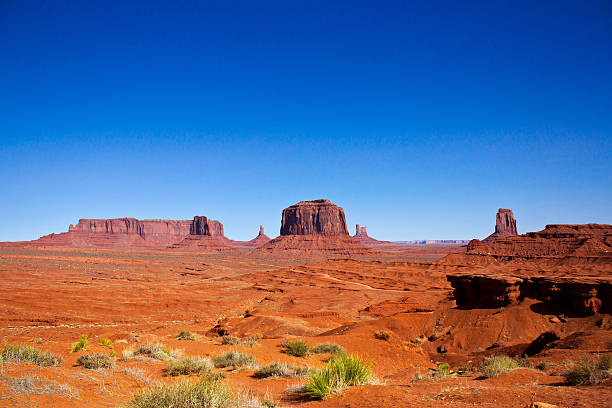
[280,199,348,236]
[256,200,370,255]
[465,224,612,262]
[190,216,224,236]
[483,208,518,244]
[447,273,612,316]
[32,218,192,248]
[353,224,385,245]
[246,225,271,247]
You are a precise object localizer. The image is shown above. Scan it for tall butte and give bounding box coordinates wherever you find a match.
[482,208,518,244]
[257,199,370,255]
[168,216,232,250]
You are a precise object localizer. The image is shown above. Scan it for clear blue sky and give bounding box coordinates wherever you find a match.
[1,0,610,242]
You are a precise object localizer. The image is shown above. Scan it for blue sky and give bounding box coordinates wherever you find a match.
[1,0,610,241]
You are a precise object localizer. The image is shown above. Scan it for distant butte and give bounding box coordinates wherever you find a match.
[482,208,518,244]
[257,199,371,255]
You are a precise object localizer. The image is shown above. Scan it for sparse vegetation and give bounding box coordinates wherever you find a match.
[176,330,196,341]
[213,350,257,368]
[123,376,232,408]
[302,353,373,399]
[121,343,181,361]
[220,336,240,345]
[76,353,114,369]
[241,334,262,347]
[374,330,391,341]
[220,334,261,347]
[100,338,113,348]
[4,374,79,399]
[563,354,612,385]
[312,343,346,355]
[1,344,62,367]
[166,357,214,376]
[71,335,88,353]
[480,355,520,378]
[253,362,309,378]
[282,340,310,357]
[536,360,553,371]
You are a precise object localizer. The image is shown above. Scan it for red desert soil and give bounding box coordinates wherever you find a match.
[0,235,610,407]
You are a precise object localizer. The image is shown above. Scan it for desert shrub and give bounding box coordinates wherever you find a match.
[564,354,612,385]
[373,330,391,341]
[1,344,62,367]
[220,336,240,346]
[536,360,553,371]
[166,357,214,376]
[176,330,195,341]
[282,341,310,357]
[302,354,373,399]
[213,351,257,368]
[100,338,113,348]
[71,335,88,353]
[241,334,262,347]
[253,362,309,379]
[77,353,114,369]
[122,343,180,361]
[312,343,346,355]
[123,376,232,408]
[480,355,520,378]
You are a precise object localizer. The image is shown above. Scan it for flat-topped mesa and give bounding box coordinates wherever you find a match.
[69,218,191,239]
[190,216,224,236]
[482,208,518,244]
[280,199,349,236]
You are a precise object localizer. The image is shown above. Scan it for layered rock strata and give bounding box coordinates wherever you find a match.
[482,208,518,243]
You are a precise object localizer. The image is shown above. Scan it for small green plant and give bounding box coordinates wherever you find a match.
[77,353,114,369]
[302,353,373,399]
[261,400,276,408]
[312,343,346,355]
[0,344,62,367]
[213,350,257,368]
[71,335,88,353]
[253,362,309,378]
[166,357,214,376]
[563,354,612,385]
[480,355,520,378]
[123,376,232,408]
[373,330,391,341]
[100,338,113,348]
[282,340,310,357]
[176,330,196,341]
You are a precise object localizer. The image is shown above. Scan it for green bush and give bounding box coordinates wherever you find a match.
[71,335,88,353]
[213,351,257,368]
[564,354,612,385]
[0,344,62,367]
[253,362,309,378]
[480,355,520,378]
[312,343,346,355]
[373,330,391,341]
[77,353,114,369]
[123,377,232,408]
[302,354,373,399]
[282,341,310,357]
[176,330,196,341]
[166,357,214,376]
[100,338,113,348]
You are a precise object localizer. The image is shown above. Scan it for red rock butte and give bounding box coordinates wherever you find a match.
[482,208,518,243]
[258,199,371,255]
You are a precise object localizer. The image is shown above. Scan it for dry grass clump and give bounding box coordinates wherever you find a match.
[373,330,391,341]
[220,336,240,345]
[213,350,257,368]
[121,343,181,361]
[166,357,214,376]
[563,354,612,385]
[220,334,261,347]
[312,343,346,355]
[1,344,62,367]
[480,355,524,378]
[253,362,309,379]
[71,335,88,353]
[123,376,232,408]
[176,330,196,341]
[281,340,310,357]
[302,354,374,400]
[76,353,114,369]
[4,374,79,399]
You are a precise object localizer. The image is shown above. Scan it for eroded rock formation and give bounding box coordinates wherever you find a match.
[190,216,224,236]
[483,208,518,244]
[280,199,348,236]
